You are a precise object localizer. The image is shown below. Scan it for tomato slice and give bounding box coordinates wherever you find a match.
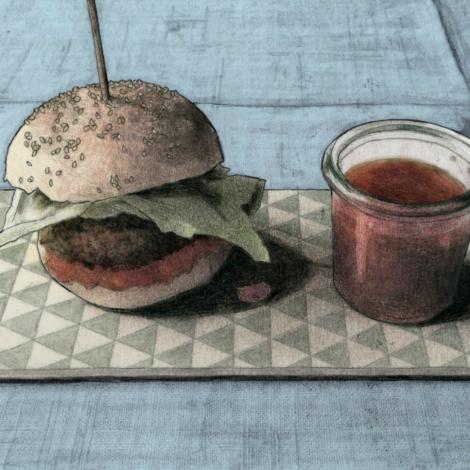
[42,237,226,291]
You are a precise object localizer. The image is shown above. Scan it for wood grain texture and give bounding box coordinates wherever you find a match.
[0,380,468,469]
[0,0,469,106]
[1,0,470,468]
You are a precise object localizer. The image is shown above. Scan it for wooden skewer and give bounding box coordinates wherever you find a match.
[86,0,111,102]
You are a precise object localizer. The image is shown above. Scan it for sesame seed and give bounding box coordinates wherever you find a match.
[72,161,77,168]
[142,151,147,157]
[57,135,62,142]
[45,167,50,174]
[32,150,38,157]
[19,177,23,183]
[56,170,62,176]
[105,124,112,131]
[122,145,128,153]
[52,125,58,132]
[64,154,70,159]
[39,137,46,144]
[80,153,85,161]
[95,112,101,119]
[72,119,78,124]
[26,161,32,166]
[108,110,113,116]
[24,141,29,148]
[118,116,125,125]
[96,187,102,193]
[111,133,121,140]
[48,137,53,144]
[61,123,69,132]
[49,179,54,187]
[97,134,105,139]
[27,176,34,182]
[24,132,32,140]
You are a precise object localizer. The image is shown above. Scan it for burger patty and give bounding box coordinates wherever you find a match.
[39,214,200,268]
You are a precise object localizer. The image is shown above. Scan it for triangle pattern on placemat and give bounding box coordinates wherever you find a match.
[195,315,231,338]
[45,299,85,323]
[0,243,28,266]
[276,292,307,321]
[0,259,18,275]
[0,341,34,369]
[157,342,193,368]
[82,313,120,340]
[235,307,271,337]
[36,311,75,337]
[119,325,158,355]
[275,326,310,354]
[307,294,340,323]
[117,315,156,339]
[155,316,196,338]
[424,324,464,352]
[236,341,270,368]
[270,193,299,214]
[271,309,304,338]
[314,340,349,367]
[2,311,41,338]
[35,326,79,357]
[110,342,150,368]
[199,324,234,355]
[13,282,50,309]
[11,268,49,295]
[27,342,66,369]
[45,282,76,306]
[154,325,192,355]
[308,324,344,355]
[74,343,114,367]
[382,324,419,353]
[348,339,384,367]
[392,339,428,367]
[299,194,327,216]
[2,297,36,321]
[315,311,347,337]
[352,325,388,353]
[73,326,112,355]
[192,340,229,367]
[271,340,308,367]
[0,270,18,296]
[234,325,266,354]
[424,340,463,367]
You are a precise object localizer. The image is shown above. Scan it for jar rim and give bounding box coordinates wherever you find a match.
[322,119,470,217]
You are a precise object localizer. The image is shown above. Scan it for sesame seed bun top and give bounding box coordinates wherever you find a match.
[5,80,223,202]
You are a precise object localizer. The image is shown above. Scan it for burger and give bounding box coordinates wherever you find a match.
[0,80,270,310]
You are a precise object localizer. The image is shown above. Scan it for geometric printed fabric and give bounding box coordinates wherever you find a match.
[0,189,469,379]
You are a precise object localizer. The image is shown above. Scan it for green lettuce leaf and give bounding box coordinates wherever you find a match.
[0,171,270,262]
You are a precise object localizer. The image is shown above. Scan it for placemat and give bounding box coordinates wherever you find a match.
[0,189,469,380]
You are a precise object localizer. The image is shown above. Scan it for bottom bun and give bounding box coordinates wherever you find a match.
[37,242,231,310]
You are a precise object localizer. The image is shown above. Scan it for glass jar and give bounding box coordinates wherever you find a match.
[322,120,470,324]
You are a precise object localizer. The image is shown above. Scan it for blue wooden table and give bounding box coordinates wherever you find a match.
[1,0,470,467]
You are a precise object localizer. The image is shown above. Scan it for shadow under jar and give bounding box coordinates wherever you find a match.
[322,120,470,324]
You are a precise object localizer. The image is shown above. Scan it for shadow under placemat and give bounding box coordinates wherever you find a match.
[124,235,313,319]
[432,264,470,323]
